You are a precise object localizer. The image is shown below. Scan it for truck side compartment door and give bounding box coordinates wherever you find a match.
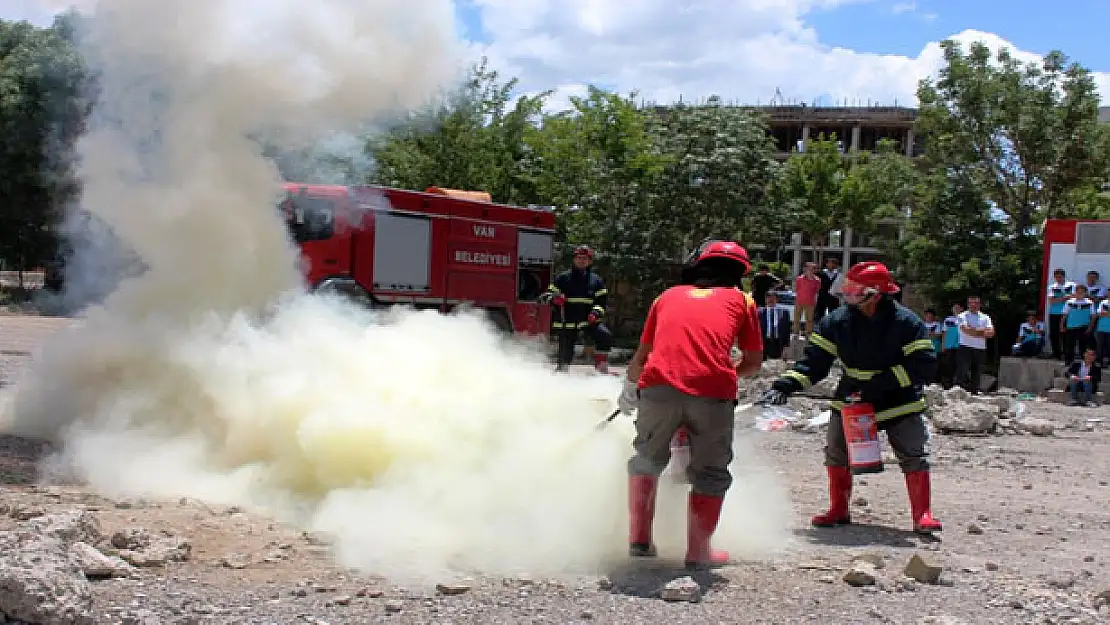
[373,212,432,293]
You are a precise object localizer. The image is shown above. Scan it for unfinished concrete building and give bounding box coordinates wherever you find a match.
[740,105,922,280]
[757,104,923,158]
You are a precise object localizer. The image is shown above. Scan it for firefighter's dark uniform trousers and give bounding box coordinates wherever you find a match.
[547,268,613,366]
[772,299,938,473]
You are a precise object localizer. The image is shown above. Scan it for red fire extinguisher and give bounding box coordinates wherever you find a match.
[841,396,884,475]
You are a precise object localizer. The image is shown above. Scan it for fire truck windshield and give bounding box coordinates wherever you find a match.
[279,195,335,243]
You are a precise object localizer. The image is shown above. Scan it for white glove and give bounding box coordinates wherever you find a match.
[617,378,639,415]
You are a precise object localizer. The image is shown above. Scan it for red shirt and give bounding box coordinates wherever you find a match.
[795,273,821,305]
[638,285,763,400]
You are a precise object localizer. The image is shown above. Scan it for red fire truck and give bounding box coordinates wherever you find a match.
[280,183,556,335]
[1039,218,1110,317]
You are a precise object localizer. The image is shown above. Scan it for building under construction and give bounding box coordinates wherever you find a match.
[755,104,924,158]
[725,104,920,280]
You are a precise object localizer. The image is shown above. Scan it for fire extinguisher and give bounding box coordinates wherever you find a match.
[664,427,691,484]
[841,395,884,475]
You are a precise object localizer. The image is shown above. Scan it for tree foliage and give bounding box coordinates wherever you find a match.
[772,135,918,259]
[902,39,1109,340]
[368,58,547,206]
[652,99,782,250]
[0,14,91,279]
[916,41,1109,232]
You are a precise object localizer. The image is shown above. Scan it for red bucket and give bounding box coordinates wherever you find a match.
[841,402,883,475]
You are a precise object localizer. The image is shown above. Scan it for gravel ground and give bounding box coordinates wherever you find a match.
[2,316,1110,625]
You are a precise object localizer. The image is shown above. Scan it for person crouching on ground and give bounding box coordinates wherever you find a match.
[1067,348,1101,407]
[624,240,764,569]
[756,261,943,534]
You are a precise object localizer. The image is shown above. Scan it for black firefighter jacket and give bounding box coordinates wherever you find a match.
[771,298,938,426]
[546,268,608,329]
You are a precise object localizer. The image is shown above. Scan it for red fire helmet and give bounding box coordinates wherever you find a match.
[842,261,900,297]
[696,241,751,274]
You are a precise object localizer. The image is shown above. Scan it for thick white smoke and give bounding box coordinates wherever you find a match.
[1,0,794,584]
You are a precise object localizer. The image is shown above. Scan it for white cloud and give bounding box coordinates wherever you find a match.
[467,0,1110,110]
[5,0,1108,111]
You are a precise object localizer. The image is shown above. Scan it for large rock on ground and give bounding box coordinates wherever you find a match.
[0,512,99,624]
[1015,417,1058,437]
[930,402,999,434]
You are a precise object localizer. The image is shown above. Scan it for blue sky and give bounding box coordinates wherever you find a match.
[6,0,1109,110]
[807,0,1108,67]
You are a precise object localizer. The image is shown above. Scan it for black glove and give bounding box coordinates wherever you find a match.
[755,389,789,406]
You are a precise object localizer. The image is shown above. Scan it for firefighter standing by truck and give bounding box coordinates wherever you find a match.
[542,245,614,374]
[756,261,943,534]
[624,241,764,568]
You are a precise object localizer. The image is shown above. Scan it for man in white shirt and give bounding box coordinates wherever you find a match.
[956,295,995,393]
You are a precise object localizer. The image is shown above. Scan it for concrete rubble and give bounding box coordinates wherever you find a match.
[0,510,194,624]
[739,361,1070,438]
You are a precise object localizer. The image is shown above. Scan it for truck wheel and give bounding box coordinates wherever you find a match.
[486,309,513,335]
[314,278,372,308]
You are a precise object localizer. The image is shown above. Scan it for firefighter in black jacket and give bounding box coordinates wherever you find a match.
[756,261,943,534]
[542,245,614,373]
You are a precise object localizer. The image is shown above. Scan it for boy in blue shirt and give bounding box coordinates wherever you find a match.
[1061,284,1095,363]
[1095,298,1110,366]
[1047,268,1076,360]
[1012,311,1045,358]
[940,303,963,388]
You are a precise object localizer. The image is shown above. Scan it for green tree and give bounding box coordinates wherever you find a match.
[771,135,847,259]
[367,57,548,205]
[903,40,1108,340]
[839,138,919,242]
[0,15,91,284]
[653,99,782,253]
[916,41,1109,232]
[894,172,1024,311]
[528,86,674,333]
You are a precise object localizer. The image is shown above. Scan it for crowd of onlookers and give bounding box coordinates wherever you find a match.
[750,262,1102,407]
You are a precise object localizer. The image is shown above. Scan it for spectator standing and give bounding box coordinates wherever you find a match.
[814,256,841,323]
[1096,298,1110,366]
[759,291,792,360]
[956,296,994,394]
[749,264,783,308]
[794,262,821,335]
[1012,311,1046,357]
[1060,284,1095,363]
[939,303,963,388]
[923,308,941,351]
[1047,268,1076,360]
[1066,348,1101,407]
[1085,271,1105,303]
[923,308,943,383]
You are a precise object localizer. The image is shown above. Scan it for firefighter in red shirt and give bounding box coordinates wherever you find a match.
[624,241,764,568]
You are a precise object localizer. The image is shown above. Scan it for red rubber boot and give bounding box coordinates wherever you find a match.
[594,352,614,375]
[811,466,853,527]
[628,475,658,557]
[685,492,730,568]
[905,470,943,533]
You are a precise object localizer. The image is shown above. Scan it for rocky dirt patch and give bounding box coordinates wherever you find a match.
[2,327,1110,623]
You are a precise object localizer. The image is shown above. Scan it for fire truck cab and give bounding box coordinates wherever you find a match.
[280,182,556,335]
[1039,218,1110,316]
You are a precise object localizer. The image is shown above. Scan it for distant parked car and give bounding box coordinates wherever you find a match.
[772,289,795,305]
